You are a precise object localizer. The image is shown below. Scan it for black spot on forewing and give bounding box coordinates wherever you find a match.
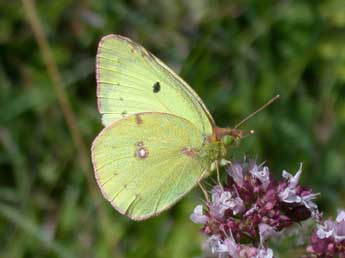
[153,82,160,93]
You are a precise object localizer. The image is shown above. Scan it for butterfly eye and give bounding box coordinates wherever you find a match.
[222,135,234,146]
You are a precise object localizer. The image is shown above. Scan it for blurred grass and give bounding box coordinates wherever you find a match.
[1,0,345,257]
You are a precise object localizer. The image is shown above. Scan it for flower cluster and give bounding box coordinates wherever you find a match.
[305,210,345,257]
[190,160,320,258]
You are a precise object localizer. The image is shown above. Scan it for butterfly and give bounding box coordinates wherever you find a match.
[91,34,269,220]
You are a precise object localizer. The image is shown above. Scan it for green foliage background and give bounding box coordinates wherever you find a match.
[1,1,345,257]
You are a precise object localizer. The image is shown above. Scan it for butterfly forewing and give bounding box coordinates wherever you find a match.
[96,34,215,136]
[91,113,207,220]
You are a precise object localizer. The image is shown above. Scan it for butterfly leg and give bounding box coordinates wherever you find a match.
[210,160,223,187]
[197,172,210,202]
[216,161,223,189]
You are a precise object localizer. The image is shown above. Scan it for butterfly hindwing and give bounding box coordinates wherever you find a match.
[96,34,215,136]
[91,112,207,220]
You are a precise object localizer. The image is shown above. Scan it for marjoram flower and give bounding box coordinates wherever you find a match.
[306,210,345,257]
[191,160,320,258]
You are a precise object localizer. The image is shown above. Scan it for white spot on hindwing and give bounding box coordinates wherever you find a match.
[137,148,148,158]
[135,141,149,159]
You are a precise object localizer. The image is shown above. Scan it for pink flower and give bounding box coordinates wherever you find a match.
[306,210,345,257]
[250,163,271,190]
[278,164,320,220]
[227,163,245,187]
[191,160,320,258]
[190,205,208,224]
[334,210,345,243]
[203,233,275,258]
[259,223,279,244]
[254,248,274,258]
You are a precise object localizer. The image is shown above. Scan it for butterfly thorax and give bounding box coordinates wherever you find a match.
[196,127,248,171]
[198,139,227,170]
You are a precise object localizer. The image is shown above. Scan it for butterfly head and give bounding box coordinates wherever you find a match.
[214,127,254,144]
[214,94,279,146]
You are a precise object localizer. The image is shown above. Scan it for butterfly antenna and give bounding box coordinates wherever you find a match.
[241,130,255,139]
[234,94,280,129]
